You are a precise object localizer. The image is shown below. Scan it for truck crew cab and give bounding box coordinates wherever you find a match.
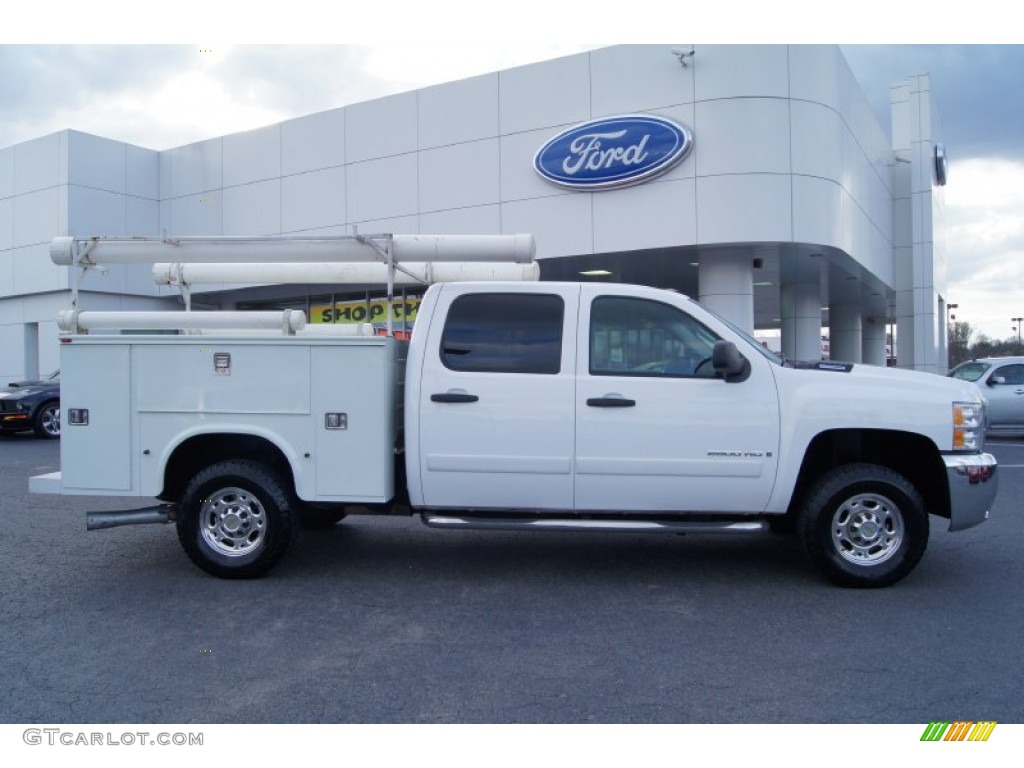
[31,234,998,587]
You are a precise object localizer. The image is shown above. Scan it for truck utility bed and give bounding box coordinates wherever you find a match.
[57,333,406,504]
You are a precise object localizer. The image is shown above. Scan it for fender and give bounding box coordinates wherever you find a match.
[145,423,311,500]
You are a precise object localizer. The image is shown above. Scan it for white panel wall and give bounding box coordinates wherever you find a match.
[282,167,346,233]
[223,124,281,187]
[593,178,697,254]
[419,139,499,212]
[419,74,499,150]
[127,145,159,200]
[790,100,845,184]
[68,186,126,237]
[158,150,173,201]
[697,175,793,243]
[68,132,127,194]
[347,92,417,163]
[13,133,63,194]
[590,45,695,116]
[223,180,281,235]
[792,176,854,253]
[0,198,11,251]
[347,154,418,223]
[12,244,66,294]
[0,250,12,296]
[13,188,61,247]
[694,45,789,101]
[166,139,223,198]
[499,53,591,134]
[0,322,24,382]
[282,108,346,175]
[502,194,592,258]
[0,146,13,198]
[127,197,159,236]
[167,192,222,236]
[694,98,791,176]
[420,205,501,235]
[789,45,845,113]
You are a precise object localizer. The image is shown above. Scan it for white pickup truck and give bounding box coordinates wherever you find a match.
[31,235,997,588]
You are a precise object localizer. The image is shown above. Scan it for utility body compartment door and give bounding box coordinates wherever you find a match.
[574,285,781,513]
[60,341,133,493]
[415,283,579,510]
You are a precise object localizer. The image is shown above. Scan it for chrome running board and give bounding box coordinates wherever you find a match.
[420,513,767,535]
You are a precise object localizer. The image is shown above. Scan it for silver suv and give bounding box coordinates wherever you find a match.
[949,356,1024,435]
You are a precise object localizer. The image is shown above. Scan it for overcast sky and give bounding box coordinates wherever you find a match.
[3,11,1021,342]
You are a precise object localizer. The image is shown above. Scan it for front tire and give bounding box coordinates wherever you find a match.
[33,401,60,438]
[176,460,296,579]
[799,464,928,588]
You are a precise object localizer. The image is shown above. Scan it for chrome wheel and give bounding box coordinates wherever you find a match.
[199,486,267,557]
[831,492,904,567]
[36,402,61,438]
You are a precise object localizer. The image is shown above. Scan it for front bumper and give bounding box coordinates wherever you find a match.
[944,452,998,531]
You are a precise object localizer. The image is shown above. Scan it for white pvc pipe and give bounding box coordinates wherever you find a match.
[58,310,307,333]
[297,323,376,337]
[152,261,541,286]
[51,234,536,266]
[188,324,377,337]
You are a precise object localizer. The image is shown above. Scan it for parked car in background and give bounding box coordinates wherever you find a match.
[949,356,1024,435]
[0,370,60,438]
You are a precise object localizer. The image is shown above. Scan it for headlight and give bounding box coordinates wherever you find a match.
[953,401,985,451]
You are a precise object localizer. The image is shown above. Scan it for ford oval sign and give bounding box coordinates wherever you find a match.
[534,114,693,190]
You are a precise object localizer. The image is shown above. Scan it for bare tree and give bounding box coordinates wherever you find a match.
[948,320,973,367]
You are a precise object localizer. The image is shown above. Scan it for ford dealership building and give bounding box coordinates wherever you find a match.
[0,44,948,383]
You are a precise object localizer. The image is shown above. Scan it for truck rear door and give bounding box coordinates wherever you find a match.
[574,285,780,513]
[415,284,579,510]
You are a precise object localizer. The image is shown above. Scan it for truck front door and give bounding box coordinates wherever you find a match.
[574,287,781,513]
[416,284,579,510]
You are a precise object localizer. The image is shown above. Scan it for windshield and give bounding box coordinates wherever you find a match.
[949,362,990,382]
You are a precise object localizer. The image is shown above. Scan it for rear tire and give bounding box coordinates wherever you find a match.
[799,463,928,588]
[176,460,296,579]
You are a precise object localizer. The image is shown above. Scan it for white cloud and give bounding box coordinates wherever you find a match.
[945,158,1024,341]
[145,70,284,147]
[360,45,600,91]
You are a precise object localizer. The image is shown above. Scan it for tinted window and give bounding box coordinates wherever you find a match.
[590,296,720,377]
[441,293,563,374]
[992,364,1024,385]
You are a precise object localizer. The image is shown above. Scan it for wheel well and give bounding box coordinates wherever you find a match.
[790,429,950,520]
[158,434,293,502]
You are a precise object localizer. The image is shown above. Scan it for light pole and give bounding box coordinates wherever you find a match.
[1013,317,1023,353]
[947,303,959,368]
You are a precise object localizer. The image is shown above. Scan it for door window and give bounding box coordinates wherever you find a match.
[992,364,1024,385]
[441,293,564,374]
[590,296,720,378]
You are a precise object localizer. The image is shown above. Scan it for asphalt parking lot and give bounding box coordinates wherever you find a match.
[2,434,1022,724]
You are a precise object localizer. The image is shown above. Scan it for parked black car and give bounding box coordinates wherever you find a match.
[0,370,60,438]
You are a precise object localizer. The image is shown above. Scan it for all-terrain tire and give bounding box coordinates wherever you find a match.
[798,463,929,588]
[176,460,296,579]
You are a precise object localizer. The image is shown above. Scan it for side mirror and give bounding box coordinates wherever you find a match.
[989,376,1005,387]
[712,340,751,383]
